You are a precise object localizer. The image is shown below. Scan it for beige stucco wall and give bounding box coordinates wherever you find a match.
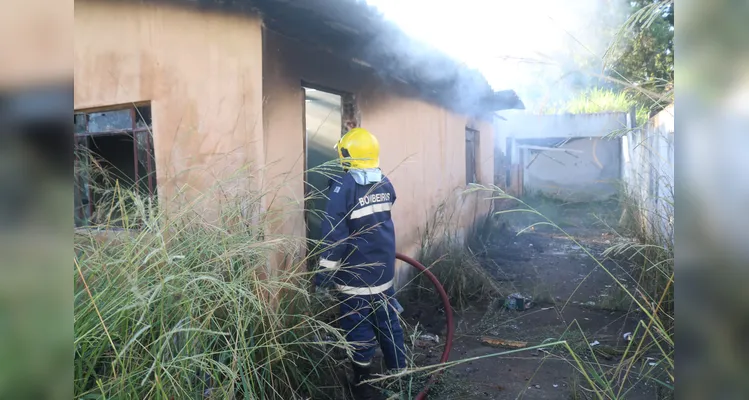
[1,0,72,89]
[262,30,495,283]
[74,2,495,282]
[74,1,264,215]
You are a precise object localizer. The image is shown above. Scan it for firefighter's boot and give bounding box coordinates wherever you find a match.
[351,363,385,400]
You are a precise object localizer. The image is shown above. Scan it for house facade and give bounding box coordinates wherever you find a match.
[74,0,523,281]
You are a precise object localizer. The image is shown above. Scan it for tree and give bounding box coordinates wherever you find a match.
[606,0,674,114]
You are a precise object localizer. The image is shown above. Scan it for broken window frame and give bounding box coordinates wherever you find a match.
[74,104,156,227]
[466,127,480,185]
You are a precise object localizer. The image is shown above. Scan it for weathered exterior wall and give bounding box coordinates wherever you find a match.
[622,104,674,243]
[521,137,621,201]
[262,30,494,284]
[495,112,626,200]
[1,0,72,89]
[74,3,494,282]
[498,112,628,148]
[74,1,264,214]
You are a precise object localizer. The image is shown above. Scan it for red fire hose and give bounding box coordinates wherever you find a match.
[395,253,454,400]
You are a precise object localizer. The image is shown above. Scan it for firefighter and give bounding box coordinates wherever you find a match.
[314,127,406,399]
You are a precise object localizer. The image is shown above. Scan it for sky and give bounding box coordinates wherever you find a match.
[365,0,629,110]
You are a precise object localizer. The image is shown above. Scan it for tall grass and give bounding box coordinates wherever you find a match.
[73,153,469,399]
[411,198,500,310]
[558,9,674,395]
[564,88,650,127]
[479,181,674,399]
[608,183,674,319]
[73,164,353,399]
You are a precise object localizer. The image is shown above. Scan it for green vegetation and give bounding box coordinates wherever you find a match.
[563,88,650,127]
[487,186,674,400]
[73,161,353,399]
[607,182,674,320]
[412,200,499,310]
[542,0,674,128]
[73,161,674,399]
[605,0,674,110]
[72,158,460,400]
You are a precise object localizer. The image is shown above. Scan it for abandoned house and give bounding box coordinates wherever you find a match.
[73,0,524,280]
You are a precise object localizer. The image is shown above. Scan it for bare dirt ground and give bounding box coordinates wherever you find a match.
[398,197,664,400]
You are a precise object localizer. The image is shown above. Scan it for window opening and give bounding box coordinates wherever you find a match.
[74,104,156,227]
[303,87,344,246]
[466,128,480,184]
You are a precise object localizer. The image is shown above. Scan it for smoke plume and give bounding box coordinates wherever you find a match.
[365,0,631,113]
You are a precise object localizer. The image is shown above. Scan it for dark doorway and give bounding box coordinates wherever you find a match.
[303,87,344,257]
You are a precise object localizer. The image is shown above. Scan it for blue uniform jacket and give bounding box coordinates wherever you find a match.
[315,171,397,296]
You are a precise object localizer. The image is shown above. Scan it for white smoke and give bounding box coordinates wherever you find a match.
[365,0,631,113]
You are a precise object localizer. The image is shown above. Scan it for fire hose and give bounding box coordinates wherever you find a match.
[395,253,454,400]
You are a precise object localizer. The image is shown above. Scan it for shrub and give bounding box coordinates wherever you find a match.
[487,185,674,400]
[412,200,498,310]
[74,173,350,399]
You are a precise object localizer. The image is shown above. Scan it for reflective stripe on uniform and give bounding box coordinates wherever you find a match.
[352,358,373,367]
[319,258,341,269]
[350,202,392,220]
[336,279,394,295]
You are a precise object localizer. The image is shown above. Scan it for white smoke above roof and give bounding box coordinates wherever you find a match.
[366,0,630,112]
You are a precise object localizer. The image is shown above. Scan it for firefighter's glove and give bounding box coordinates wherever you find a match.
[312,284,337,304]
[314,258,339,290]
[313,267,337,304]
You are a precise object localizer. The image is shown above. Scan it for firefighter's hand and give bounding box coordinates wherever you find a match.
[312,285,336,304]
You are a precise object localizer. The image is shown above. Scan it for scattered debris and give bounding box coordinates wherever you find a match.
[419,333,440,343]
[481,337,528,349]
[399,200,650,397]
[504,293,533,311]
[413,332,441,348]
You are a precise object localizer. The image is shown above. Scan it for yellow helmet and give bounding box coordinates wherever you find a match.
[335,127,380,169]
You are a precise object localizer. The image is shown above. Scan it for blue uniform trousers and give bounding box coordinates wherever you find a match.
[338,292,407,370]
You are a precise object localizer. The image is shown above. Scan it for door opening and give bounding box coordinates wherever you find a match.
[303,87,344,259]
